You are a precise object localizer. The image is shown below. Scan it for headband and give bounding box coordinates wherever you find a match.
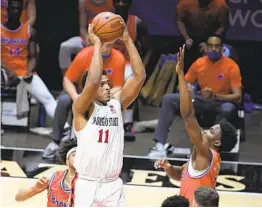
[66,147,77,159]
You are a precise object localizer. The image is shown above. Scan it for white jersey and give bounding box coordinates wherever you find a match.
[74,99,124,181]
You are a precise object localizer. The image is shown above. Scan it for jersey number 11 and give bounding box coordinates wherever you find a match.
[98,129,109,143]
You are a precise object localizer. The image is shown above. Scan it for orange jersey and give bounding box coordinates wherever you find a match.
[179,149,221,206]
[1,23,31,76]
[85,0,114,23]
[47,170,71,207]
[114,15,137,61]
[65,46,125,89]
[185,55,242,94]
[1,0,29,23]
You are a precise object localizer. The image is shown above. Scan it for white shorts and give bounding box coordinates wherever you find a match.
[74,177,125,207]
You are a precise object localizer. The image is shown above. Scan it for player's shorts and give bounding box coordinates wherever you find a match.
[73,175,125,207]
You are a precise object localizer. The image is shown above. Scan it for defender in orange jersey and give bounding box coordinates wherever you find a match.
[1,0,36,25]
[154,45,238,206]
[15,138,77,207]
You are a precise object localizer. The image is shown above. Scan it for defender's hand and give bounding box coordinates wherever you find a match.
[176,44,185,75]
[154,159,171,170]
[33,176,49,192]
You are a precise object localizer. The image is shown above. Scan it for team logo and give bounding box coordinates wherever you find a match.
[109,105,116,114]
[217,73,224,80]
[105,68,113,75]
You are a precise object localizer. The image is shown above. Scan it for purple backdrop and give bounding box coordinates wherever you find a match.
[129,0,262,41]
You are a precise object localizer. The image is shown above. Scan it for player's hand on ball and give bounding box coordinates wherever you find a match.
[88,23,101,45]
[117,16,130,43]
[33,176,49,192]
[176,44,185,75]
[154,159,171,170]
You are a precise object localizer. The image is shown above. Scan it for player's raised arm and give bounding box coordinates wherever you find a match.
[115,22,146,110]
[176,46,210,158]
[72,24,103,119]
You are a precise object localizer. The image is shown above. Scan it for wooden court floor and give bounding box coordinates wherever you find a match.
[1,177,262,207]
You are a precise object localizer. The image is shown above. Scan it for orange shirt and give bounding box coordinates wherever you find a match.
[176,0,229,39]
[180,149,221,206]
[114,15,137,62]
[1,23,31,76]
[84,0,114,23]
[47,170,71,207]
[65,46,125,89]
[185,55,242,94]
[1,0,29,23]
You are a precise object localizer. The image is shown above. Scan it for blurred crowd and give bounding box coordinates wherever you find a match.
[1,0,258,159]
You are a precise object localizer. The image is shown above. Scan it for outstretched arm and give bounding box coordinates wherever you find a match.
[176,46,210,158]
[115,23,146,110]
[15,176,49,201]
[72,24,102,131]
[154,159,184,181]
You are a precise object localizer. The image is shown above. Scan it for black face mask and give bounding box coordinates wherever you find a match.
[199,0,210,8]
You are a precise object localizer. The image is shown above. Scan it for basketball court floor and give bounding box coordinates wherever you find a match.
[1,148,262,207]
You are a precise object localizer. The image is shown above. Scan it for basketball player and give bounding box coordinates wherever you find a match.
[154,45,238,206]
[15,138,77,207]
[1,0,36,25]
[71,21,146,206]
[1,0,57,120]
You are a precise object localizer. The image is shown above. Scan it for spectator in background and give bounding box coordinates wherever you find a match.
[194,186,220,207]
[58,0,114,75]
[148,35,242,157]
[43,44,125,159]
[1,0,57,126]
[176,0,229,71]
[1,0,36,25]
[161,195,189,207]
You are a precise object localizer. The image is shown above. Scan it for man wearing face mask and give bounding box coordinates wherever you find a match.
[148,35,242,158]
[43,43,125,159]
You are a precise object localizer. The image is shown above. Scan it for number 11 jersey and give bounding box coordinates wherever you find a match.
[73,99,124,181]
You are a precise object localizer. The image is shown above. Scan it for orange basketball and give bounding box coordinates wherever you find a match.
[92,12,125,43]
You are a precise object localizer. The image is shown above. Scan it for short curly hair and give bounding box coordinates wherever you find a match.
[58,138,77,164]
[218,119,238,152]
[161,195,189,207]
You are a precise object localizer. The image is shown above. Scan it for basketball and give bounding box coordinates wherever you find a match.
[92,12,125,43]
